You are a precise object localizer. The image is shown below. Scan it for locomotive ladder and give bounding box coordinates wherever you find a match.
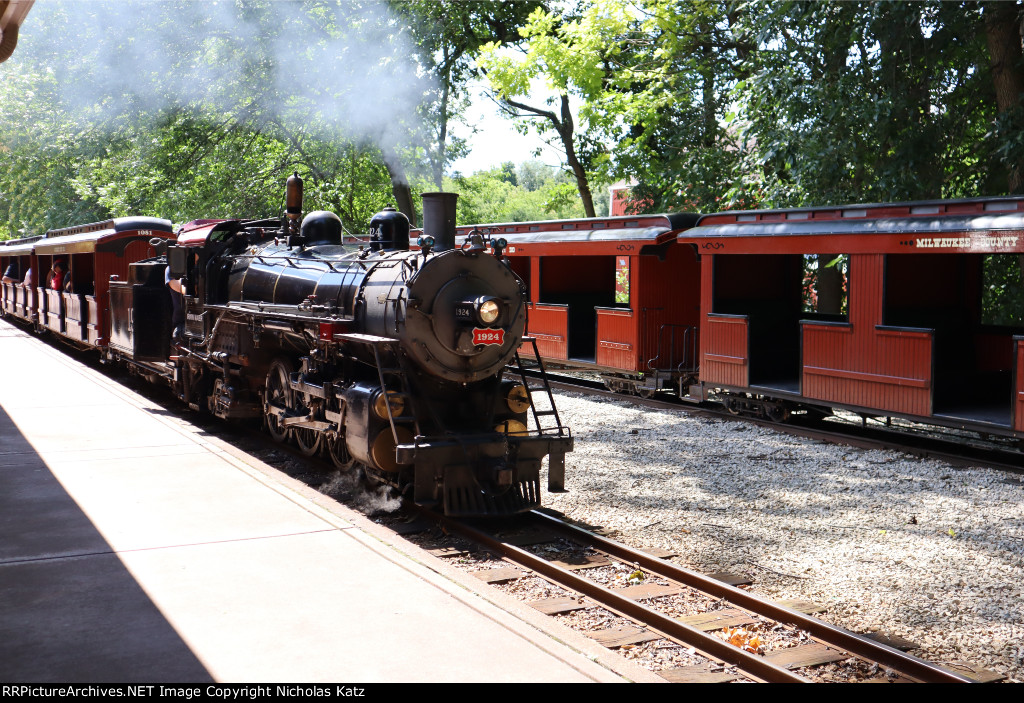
[512,336,569,493]
[513,336,566,437]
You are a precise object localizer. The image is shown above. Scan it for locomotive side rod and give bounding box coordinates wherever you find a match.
[529,511,977,683]
[428,511,808,683]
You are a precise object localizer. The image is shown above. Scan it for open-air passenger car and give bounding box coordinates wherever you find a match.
[452,213,701,395]
[680,197,1024,436]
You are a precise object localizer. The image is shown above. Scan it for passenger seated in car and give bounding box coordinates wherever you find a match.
[2,261,19,284]
[47,260,66,291]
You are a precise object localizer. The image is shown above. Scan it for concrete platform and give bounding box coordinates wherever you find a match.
[0,319,655,683]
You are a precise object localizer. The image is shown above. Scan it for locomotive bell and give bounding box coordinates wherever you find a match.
[369,207,410,252]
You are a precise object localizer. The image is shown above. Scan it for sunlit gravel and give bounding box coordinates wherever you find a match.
[542,391,1024,682]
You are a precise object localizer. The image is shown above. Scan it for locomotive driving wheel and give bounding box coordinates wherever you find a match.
[294,425,322,457]
[264,358,294,443]
[292,381,322,456]
[266,357,323,454]
[327,433,356,471]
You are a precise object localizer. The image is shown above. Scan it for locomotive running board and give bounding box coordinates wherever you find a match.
[334,332,396,344]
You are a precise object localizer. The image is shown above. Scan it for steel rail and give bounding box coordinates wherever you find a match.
[530,510,976,683]
[429,511,809,683]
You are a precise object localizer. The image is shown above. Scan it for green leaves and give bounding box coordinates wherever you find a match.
[3,0,1017,239]
[390,0,543,188]
[981,255,1024,327]
[476,0,1017,216]
[0,1,444,234]
[447,160,593,224]
[729,1,1003,206]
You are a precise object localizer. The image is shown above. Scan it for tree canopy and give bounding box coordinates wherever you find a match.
[479,0,1024,214]
[2,0,1023,242]
[0,0,545,238]
[449,159,602,224]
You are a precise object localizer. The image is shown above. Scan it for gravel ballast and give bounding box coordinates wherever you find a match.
[541,391,1024,682]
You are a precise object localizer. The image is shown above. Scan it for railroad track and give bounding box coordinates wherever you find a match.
[414,508,1001,683]
[521,369,1024,475]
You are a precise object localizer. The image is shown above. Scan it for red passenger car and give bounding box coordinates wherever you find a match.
[453,212,700,395]
[680,197,1024,437]
[0,217,174,346]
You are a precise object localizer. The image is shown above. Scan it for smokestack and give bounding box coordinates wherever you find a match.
[421,192,458,252]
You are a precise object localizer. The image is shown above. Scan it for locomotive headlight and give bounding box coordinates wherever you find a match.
[477,298,501,325]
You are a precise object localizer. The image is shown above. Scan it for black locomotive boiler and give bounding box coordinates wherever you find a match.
[116,177,572,516]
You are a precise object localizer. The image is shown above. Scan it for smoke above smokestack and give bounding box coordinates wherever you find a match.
[8,1,432,161]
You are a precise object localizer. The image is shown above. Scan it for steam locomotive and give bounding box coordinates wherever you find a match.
[1,177,572,517]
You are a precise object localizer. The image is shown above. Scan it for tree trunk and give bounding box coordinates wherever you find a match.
[556,95,596,218]
[984,1,1024,192]
[501,94,596,217]
[381,145,417,227]
[700,20,715,149]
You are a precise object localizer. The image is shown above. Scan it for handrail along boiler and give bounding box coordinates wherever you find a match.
[146,176,571,516]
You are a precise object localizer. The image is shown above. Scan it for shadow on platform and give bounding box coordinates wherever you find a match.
[0,404,213,682]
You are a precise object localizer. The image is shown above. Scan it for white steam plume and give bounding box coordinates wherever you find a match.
[10,0,431,162]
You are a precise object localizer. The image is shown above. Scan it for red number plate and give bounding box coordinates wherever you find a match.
[472,327,505,346]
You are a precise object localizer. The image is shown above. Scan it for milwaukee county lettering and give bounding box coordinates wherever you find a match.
[914,234,1019,249]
